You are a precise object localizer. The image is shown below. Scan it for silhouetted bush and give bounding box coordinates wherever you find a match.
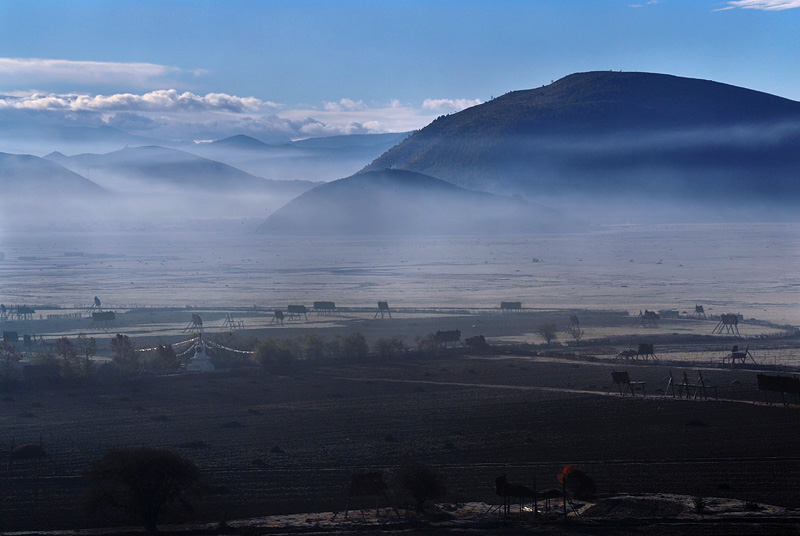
[372,337,406,359]
[84,447,201,534]
[416,333,440,358]
[254,338,297,373]
[537,323,558,345]
[0,340,22,382]
[394,460,446,513]
[110,334,139,375]
[300,331,327,361]
[557,465,595,498]
[333,332,369,361]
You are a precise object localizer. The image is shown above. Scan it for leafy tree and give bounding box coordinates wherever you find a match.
[394,460,446,513]
[76,333,97,373]
[301,331,327,361]
[110,334,138,374]
[156,344,179,371]
[84,447,201,534]
[54,336,80,378]
[537,323,558,346]
[338,332,368,361]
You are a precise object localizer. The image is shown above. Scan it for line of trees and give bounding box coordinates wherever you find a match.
[83,446,596,534]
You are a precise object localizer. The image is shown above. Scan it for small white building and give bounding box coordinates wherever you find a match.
[186,342,214,372]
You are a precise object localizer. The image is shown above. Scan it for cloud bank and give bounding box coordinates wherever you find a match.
[0,89,275,113]
[422,98,483,112]
[0,57,200,87]
[720,0,800,9]
[0,89,481,146]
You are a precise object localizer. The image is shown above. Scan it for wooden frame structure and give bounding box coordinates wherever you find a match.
[286,305,308,321]
[633,309,659,328]
[692,305,707,320]
[608,370,646,397]
[313,301,338,316]
[91,311,116,330]
[374,301,391,319]
[663,370,715,400]
[332,471,398,520]
[183,313,204,333]
[221,313,244,330]
[434,329,462,348]
[712,314,740,336]
[269,310,284,326]
[721,345,756,367]
[500,301,522,313]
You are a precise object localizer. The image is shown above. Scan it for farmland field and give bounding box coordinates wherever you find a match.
[3,347,800,532]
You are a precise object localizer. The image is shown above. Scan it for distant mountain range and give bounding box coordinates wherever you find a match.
[365,71,800,216]
[257,169,566,235]
[3,71,799,230]
[0,152,106,195]
[44,145,317,196]
[187,132,410,182]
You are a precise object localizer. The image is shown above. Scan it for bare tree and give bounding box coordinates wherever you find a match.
[569,325,584,346]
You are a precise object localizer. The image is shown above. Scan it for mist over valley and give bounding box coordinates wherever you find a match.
[2,7,800,528]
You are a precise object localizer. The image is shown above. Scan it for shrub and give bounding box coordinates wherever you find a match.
[692,495,707,515]
[416,333,440,358]
[336,332,369,361]
[110,334,139,375]
[394,460,446,513]
[372,337,406,359]
[537,323,558,345]
[84,447,201,534]
[76,333,97,374]
[300,331,327,361]
[254,338,297,373]
[54,336,80,378]
[557,465,595,498]
[0,340,22,382]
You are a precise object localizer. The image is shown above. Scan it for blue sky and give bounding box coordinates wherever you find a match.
[1,0,798,142]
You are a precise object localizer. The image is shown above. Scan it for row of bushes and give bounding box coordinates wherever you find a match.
[253,332,408,372]
[3,327,497,383]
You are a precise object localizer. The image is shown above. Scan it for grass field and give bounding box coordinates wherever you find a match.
[2,316,800,534]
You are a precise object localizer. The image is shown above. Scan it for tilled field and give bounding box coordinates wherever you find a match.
[2,356,800,531]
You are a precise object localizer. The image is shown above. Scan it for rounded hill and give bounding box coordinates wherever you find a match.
[257,169,564,235]
[365,71,800,218]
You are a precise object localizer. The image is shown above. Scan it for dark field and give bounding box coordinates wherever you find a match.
[2,353,800,533]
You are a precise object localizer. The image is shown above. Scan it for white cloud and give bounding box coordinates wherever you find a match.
[0,89,277,113]
[323,98,368,112]
[720,0,800,9]
[0,57,200,87]
[422,98,482,112]
[0,89,467,142]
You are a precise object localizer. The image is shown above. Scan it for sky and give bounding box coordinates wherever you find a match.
[1,0,799,143]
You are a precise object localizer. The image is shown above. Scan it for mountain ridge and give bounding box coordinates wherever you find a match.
[364,71,800,217]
